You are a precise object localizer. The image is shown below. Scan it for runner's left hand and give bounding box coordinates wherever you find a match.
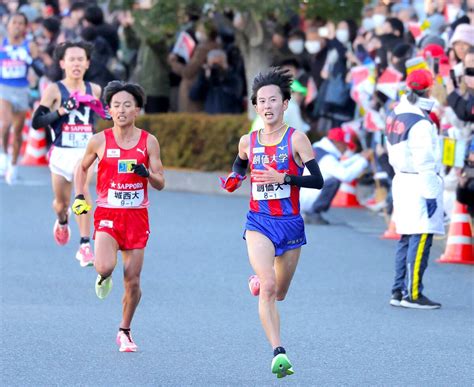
[251,164,284,184]
[131,163,150,178]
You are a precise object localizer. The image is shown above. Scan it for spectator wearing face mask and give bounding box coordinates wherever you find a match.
[372,3,389,34]
[315,19,357,129]
[376,17,405,72]
[287,28,310,71]
[361,5,375,32]
[305,26,329,89]
[334,19,357,49]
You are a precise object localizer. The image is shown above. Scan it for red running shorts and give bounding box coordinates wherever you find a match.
[94,207,150,250]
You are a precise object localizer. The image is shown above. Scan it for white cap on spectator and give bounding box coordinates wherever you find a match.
[449,24,474,47]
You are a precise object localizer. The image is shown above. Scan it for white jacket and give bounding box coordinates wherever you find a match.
[386,95,444,235]
[300,137,368,212]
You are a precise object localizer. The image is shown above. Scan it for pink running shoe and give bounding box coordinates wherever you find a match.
[248,275,260,296]
[76,243,94,267]
[116,330,138,352]
[53,219,71,246]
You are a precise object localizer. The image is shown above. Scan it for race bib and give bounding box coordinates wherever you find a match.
[252,183,290,201]
[107,189,144,207]
[61,124,93,148]
[0,59,27,79]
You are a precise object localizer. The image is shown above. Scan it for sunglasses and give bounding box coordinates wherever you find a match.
[465,67,474,76]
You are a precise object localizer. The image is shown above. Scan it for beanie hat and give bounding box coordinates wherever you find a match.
[420,34,446,49]
[392,43,413,59]
[450,24,474,47]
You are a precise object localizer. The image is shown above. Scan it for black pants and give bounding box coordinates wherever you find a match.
[312,177,340,213]
[144,96,170,114]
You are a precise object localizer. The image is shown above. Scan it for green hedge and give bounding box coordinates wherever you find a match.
[97,113,250,171]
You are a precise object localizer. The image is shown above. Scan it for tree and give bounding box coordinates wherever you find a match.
[107,0,364,117]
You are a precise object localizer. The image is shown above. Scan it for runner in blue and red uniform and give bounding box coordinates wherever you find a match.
[0,12,40,184]
[220,67,324,378]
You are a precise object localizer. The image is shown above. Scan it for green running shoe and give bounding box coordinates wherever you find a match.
[95,274,112,299]
[271,353,294,378]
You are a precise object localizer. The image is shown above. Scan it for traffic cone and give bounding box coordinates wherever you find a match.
[6,111,31,158]
[21,127,48,166]
[20,111,31,158]
[437,201,474,265]
[331,180,363,208]
[380,215,400,240]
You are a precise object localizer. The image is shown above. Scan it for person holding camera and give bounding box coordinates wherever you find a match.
[447,46,474,123]
[189,48,243,114]
[457,142,474,217]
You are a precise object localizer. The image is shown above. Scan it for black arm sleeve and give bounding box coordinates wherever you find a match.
[232,155,249,176]
[31,105,60,129]
[287,158,324,189]
[31,58,45,77]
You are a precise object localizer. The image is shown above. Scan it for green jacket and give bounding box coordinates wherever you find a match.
[125,26,170,98]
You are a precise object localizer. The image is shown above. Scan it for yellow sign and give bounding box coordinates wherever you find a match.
[442,138,456,166]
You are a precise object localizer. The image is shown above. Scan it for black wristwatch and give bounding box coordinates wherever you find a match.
[283,173,292,185]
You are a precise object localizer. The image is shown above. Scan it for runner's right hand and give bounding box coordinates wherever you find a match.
[219,172,246,192]
[61,96,78,115]
[72,194,91,215]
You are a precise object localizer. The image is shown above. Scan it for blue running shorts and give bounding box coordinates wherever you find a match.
[244,211,306,256]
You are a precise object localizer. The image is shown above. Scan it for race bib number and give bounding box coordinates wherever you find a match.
[0,59,27,79]
[252,183,290,201]
[107,189,144,207]
[61,124,93,148]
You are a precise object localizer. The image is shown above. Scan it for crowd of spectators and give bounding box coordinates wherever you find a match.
[1,0,473,216]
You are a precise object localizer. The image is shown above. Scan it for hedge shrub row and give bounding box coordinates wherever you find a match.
[98,113,250,171]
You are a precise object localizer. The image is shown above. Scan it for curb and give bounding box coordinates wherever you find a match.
[164,168,249,197]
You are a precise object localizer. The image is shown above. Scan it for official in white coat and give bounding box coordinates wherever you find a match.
[385,69,443,310]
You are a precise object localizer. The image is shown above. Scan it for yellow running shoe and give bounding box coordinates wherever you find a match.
[95,275,112,299]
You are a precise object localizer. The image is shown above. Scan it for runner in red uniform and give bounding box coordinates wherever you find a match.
[72,81,165,352]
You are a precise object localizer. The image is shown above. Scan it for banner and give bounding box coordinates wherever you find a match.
[376,67,403,100]
[172,31,196,63]
[363,109,385,132]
